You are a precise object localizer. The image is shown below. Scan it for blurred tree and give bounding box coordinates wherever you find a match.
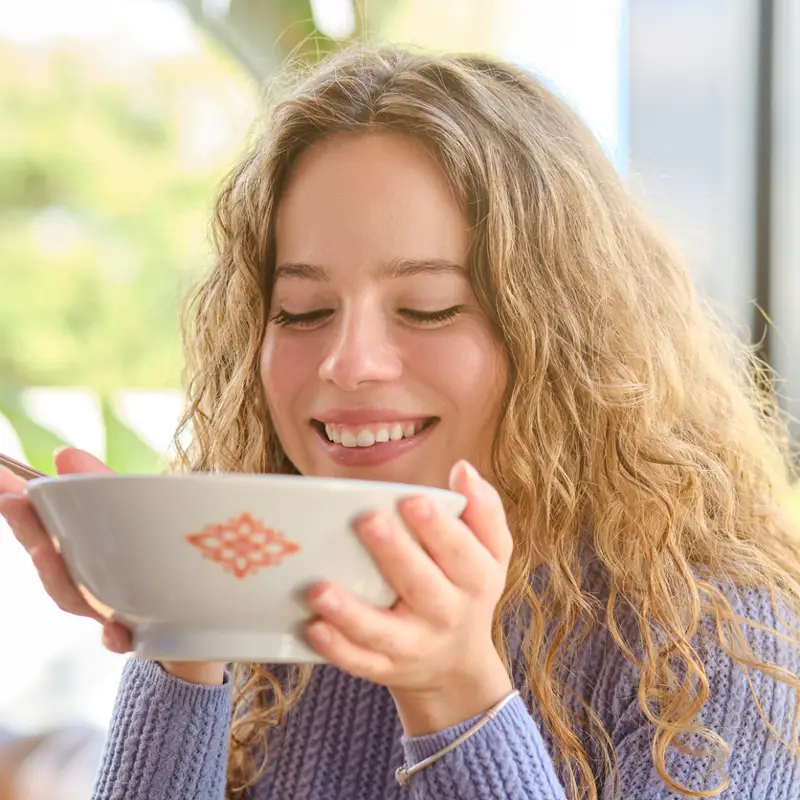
[0,36,256,392]
[178,0,403,80]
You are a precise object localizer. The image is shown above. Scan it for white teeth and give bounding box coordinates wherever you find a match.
[356,429,375,447]
[323,421,429,447]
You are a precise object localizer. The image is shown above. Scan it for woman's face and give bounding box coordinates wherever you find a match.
[260,132,507,488]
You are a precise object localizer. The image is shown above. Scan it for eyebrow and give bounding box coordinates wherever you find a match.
[273,258,466,282]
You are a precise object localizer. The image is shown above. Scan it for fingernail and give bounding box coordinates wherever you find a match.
[312,586,340,611]
[401,496,433,522]
[360,511,391,541]
[53,446,70,458]
[451,460,480,490]
[308,621,332,644]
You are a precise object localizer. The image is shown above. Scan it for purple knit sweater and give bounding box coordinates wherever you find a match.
[90,574,800,799]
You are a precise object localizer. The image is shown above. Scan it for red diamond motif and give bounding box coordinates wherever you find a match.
[185,512,300,579]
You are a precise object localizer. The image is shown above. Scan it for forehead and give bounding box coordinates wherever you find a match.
[274,132,471,277]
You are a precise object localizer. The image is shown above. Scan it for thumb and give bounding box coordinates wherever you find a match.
[54,447,114,476]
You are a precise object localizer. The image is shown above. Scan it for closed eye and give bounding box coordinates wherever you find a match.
[271,309,333,328]
[270,305,464,329]
[399,306,463,326]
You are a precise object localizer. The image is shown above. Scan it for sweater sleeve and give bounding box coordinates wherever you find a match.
[401,585,800,799]
[401,696,567,799]
[91,658,233,800]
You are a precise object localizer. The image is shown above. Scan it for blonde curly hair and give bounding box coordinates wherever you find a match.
[172,46,800,799]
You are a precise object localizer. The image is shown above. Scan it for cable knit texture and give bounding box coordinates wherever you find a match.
[91,572,800,799]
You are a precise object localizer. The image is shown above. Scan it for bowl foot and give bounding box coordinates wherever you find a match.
[133,627,327,663]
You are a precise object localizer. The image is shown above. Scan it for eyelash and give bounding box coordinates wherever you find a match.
[272,309,331,328]
[271,306,464,328]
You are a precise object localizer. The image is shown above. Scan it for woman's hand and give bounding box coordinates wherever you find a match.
[304,460,514,736]
[0,448,125,640]
[0,447,224,686]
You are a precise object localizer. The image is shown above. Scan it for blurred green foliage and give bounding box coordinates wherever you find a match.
[0,38,256,393]
[0,389,68,473]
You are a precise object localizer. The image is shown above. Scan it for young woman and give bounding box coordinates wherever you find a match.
[2,46,800,800]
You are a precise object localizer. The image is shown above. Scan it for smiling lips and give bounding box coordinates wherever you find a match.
[310,412,439,464]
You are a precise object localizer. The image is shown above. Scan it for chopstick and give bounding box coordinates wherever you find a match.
[0,452,48,480]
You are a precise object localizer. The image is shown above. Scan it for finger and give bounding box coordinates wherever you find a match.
[102,620,133,654]
[29,541,104,621]
[354,511,458,625]
[449,461,513,565]
[306,582,416,655]
[0,465,26,495]
[305,618,393,682]
[0,494,49,553]
[397,495,492,593]
[54,447,114,476]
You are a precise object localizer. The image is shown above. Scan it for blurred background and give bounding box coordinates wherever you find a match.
[0,0,798,796]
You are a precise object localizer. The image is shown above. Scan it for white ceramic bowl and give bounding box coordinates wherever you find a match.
[25,474,466,663]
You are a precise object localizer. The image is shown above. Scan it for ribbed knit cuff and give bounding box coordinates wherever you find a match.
[91,658,233,800]
[401,696,566,799]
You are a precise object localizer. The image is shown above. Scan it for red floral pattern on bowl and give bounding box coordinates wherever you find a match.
[185,512,301,578]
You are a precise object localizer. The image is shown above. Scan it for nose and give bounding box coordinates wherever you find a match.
[318,303,402,390]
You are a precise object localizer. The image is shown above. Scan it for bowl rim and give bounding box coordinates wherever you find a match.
[24,471,466,503]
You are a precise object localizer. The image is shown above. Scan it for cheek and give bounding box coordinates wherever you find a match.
[259,332,316,411]
[405,327,507,417]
